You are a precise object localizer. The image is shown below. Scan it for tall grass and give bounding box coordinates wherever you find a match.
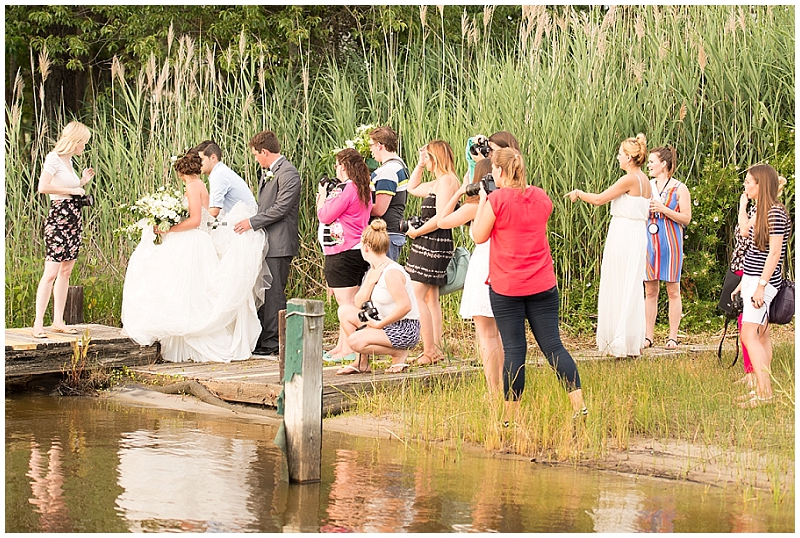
[349,341,795,499]
[5,6,794,329]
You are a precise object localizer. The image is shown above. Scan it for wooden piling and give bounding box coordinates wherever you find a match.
[282,299,323,483]
[64,285,84,325]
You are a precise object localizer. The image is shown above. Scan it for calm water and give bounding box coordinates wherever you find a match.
[5,392,794,533]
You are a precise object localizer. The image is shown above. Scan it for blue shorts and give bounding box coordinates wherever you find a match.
[383,318,420,349]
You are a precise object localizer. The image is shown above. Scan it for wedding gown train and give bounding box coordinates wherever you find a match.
[122,202,269,363]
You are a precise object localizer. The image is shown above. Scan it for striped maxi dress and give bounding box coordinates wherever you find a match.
[646,180,685,283]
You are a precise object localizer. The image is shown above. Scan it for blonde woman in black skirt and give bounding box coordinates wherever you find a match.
[31,121,94,338]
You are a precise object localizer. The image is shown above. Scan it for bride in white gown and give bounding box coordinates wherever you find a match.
[122,151,268,363]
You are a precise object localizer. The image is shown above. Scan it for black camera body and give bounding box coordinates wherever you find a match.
[74,194,94,208]
[398,215,425,233]
[357,300,380,323]
[469,138,491,158]
[731,292,743,315]
[319,175,343,196]
[465,173,497,197]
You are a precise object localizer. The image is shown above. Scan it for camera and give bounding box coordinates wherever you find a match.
[469,138,491,158]
[73,194,94,208]
[357,300,380,324]
[319,174,343,196]
[464,173,497,197]
[731,292,743,315]
[398,215,425,233]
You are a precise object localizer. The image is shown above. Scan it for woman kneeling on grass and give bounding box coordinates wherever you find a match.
[732,164,791,408]
[472,148,587,423]
[336,219,421,375]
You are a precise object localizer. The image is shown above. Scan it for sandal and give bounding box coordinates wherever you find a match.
[31,330,48,339]
[665,338,678,350]
[643,337,653,349]
[738,394,774,409]
[415,352,443,366]
[335,362,371,375]
[385,363,410,374]
[50,326,78,335]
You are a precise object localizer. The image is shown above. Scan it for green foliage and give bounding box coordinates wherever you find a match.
[5,6,794,337]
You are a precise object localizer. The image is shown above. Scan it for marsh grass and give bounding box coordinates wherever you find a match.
[5,6,794,330]
[349,341,794,498]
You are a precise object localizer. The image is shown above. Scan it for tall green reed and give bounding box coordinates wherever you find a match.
[5,6,793,328]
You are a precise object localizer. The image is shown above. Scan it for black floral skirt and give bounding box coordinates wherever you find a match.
[44,199,82,262]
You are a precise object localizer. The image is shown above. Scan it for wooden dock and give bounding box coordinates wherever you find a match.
[5,324,159,385]
[6,323,723,413]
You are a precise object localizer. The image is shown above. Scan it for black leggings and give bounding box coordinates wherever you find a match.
[489,286,581,401]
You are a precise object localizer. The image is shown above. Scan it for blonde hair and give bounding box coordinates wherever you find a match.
[426,140,456,177]
[491,148,527,191]
[620,133,648,167]
[52,121,91,155]
[362,219,390,255]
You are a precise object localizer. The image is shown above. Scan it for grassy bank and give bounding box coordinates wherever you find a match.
[5,6,794,331]
[346,340,794,501]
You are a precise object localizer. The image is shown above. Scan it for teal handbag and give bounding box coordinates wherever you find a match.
[440,246,470,295]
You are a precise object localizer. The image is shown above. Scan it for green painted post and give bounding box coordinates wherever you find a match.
[282,298,324,483]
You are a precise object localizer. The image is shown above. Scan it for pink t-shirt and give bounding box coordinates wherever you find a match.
[487,186,557,296]
[317,181,372,256]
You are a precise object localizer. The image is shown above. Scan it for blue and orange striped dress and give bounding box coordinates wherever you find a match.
[646,180,685,282]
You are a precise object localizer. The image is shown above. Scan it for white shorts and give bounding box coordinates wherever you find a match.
[740,274,778,325]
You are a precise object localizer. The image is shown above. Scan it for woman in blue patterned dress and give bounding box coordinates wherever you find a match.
[644,146,692,350]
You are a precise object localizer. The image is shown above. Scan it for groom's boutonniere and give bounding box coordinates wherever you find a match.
[264,170,275,181]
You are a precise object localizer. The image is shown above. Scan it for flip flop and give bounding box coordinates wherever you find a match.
[738,394,773,409]
[51,326,78,335]
[335,362,371,375]
[385,363,410,374]
[665,338,678,350]
[643,337,653,349]
[415,352,443,366]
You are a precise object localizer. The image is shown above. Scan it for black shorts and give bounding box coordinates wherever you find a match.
[324,249,369,288]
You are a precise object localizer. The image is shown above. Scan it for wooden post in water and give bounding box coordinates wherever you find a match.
[64,285,84,325]
[283,299,323,483]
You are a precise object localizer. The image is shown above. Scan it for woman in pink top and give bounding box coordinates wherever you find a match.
[316,148,373,362]
[473,148,587,424]
[32,121,95,338]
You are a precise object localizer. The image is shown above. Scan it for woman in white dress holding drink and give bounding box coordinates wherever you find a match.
[122,151,267,363]
[567,134,652,358]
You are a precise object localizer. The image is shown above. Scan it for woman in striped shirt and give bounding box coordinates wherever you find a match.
[732,164,790,408]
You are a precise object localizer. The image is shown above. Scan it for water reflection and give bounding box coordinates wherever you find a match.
[115,429,260,532]
[5,393,795,533]
[27,440,71,532]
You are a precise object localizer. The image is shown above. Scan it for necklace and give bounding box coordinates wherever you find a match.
[655,176,672,200]
[648,176,671,235]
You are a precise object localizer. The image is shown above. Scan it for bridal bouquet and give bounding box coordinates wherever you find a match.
[116,187,189,240]
[330,123,379,171]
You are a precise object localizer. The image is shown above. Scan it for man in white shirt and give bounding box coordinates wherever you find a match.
[195,140,256,217]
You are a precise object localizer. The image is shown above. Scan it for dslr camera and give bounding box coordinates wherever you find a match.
[398,215,425,233]
[318,174,343,196]
[357,300,380,324]
[465,173,497,197]
[73,194,94,208]
[468,137,491,159]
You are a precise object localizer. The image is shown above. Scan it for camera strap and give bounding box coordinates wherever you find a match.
[716,315,739,368]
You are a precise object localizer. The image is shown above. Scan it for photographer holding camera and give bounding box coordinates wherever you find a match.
[439,157,503,396]
[404,140,461,366]
[32,121,95,338]
[316,148,373,362]
[473,148,587,424]
[335,219,421,375]
[463,131,521,184]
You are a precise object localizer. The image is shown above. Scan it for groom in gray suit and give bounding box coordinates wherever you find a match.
[233,130,301,355]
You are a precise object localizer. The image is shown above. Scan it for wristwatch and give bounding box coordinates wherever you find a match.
[758,279,768,287]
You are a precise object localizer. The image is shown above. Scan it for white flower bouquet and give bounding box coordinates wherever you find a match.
[116,186,189,240]
[330,124,379,171]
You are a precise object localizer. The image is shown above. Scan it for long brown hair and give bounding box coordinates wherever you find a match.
[336,148,371,207]
[749,163,786,250]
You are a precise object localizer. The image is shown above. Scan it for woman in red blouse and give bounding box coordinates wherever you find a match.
[472,148,587,424]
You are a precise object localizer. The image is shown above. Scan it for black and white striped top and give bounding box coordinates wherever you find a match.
[742,204,791,288]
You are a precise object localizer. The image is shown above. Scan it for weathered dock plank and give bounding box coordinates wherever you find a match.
[5,324,159,383]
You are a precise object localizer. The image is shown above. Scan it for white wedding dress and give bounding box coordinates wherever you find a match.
[122,202,268,363]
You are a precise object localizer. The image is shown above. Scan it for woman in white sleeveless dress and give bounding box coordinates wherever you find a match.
[438,158,503,395]
[567,134,652,357]
[122,151,267,363]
